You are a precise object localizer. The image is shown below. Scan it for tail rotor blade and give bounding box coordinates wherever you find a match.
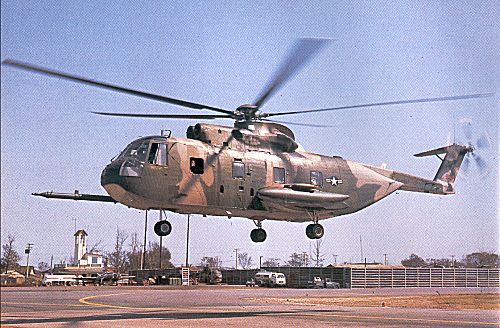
[472,153,487,173]
[462,156,470,174]
[476,133,491,150]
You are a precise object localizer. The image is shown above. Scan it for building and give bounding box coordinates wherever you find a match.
[54,229,104,276]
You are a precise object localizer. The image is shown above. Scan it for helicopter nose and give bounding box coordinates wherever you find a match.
[101,160,124,187]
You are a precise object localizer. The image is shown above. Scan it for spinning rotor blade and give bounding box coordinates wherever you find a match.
[2,59,233,115]
[262,118,333,128]
[253,38,331,109]
[476,133,491,149]
[460,119,473,140]
[462,156,470,173]
[471,153,487,172]
[264,93,493,118]
[92,112,232,119]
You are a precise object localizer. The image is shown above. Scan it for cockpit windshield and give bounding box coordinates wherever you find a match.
[118,137,168,177]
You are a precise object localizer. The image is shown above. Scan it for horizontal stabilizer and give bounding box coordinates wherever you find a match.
[414,146,449,157]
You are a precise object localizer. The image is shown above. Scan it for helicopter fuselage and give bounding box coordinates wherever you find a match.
[101,122,402,222]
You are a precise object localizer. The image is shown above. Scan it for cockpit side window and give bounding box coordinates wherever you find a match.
[148,143,168,166]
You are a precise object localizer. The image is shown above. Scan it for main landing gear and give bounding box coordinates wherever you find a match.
[250,220,266,243]
[306,223,324,239]
[154,210,172,237]
[306,212,324,239]
[154,220,172,236]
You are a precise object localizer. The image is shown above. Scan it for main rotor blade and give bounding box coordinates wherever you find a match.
[262,118,333,128]
[253,38,331,109]
[3,59,234,115]
[264,93,494,118]
[92,112,232,119]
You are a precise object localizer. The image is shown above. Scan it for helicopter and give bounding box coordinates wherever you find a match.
[3,38,491,243]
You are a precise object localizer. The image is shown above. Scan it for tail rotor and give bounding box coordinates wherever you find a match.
[458,118,491,178]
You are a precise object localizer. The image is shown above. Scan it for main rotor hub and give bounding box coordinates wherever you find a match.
[235,104,259,121]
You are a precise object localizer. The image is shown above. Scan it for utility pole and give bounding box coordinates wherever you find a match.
[159,210,163,269]
[141,211,148,270]
[332,254,338,265]
[185,214,190,267]
[25,244,34,280]
[50,255,54,273]
[383,253,388,266]
[259,256,263,269]
[234,248,239,270]
[450,255,455,268]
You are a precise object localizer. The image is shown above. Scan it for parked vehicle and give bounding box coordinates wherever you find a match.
[42,274,77,286]
[324,278,340,289]
[255,271,286,287]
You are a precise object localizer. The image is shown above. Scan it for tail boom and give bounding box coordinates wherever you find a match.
[365,144,471,195]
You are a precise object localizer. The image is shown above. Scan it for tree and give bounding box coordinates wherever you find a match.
[237,252,253,269]
[200,256,222,268]
[145,241,173,269]
[463,252,499,268]
[401,254,426,267]
[426,258,453,268]
[312,239,325,267]
[37,261,50,272]
[127,232,142,271]
[287,252,307,267]
[1,235,21,273]
[262,258,280,267]
[106,228,129,272]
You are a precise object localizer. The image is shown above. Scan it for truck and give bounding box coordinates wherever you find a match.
[42,274,77,286]
[254,271,286,287]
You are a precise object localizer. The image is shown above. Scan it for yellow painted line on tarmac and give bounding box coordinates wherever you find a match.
[78,293,135,309]
[2,301,90,307]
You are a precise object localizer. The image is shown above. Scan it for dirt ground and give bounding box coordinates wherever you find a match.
[246,293,500,310]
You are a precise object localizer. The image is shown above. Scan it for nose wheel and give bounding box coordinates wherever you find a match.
[306,223,324,239]
[154,220,172,236]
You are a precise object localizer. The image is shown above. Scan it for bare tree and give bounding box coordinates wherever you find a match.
[237,252,253,269]
[313,239,325,267]
[262,258,280,267]
[1,235,21,273]
[287,252,306,267]
[37,261,50,272]
[88,240,103,253]
[200,256,222,268]
[127,232,142,270]
[106,228,129,272]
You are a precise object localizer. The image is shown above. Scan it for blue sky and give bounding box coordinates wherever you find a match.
[1,1,498,268]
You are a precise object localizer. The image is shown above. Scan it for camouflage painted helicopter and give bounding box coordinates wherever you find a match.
[3,39,491,242]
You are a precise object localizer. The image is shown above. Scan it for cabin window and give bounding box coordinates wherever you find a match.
[190,157,204,174]
[273,167,286,184]
[91,256,98,264]
[220,185,224,193]
[148,143,168,166]
[232,161,245,179]
[310,171,323,187]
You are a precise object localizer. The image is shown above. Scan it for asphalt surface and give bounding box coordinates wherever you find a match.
[1,286,498,327]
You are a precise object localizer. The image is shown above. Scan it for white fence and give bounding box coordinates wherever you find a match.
[350,268,500,288]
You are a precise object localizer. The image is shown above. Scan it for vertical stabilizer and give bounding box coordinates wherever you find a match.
[414,144,470,193]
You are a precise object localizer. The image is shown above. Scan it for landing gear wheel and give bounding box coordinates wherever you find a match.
[306,223,324,239]
[250,228,267,243]
[154,220,172,236]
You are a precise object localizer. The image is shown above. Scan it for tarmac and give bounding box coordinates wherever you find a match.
[1,285,498,327]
